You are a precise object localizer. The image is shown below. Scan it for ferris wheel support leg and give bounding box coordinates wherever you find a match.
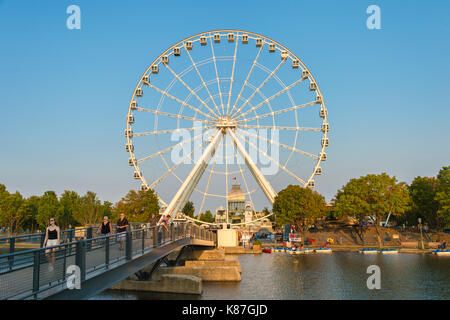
[226,128,277,204]
[162,130,223,218]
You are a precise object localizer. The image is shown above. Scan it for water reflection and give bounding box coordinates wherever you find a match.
[95,252,450,300]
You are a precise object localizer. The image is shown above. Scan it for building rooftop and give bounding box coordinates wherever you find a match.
[227,184,245,202]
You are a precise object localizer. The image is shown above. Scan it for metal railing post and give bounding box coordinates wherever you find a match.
[40,233,45,248]
[126,231,132,260]
[105,236,110,268]
[75,240,86,282]
[153,227,157,247]
[86,227,93,251]
[171,224,175,242]
[9,237,15,254]
[32,250,41,298]
[68,229,74,243]
[68,229,74,255]
[8,238,15,267]
[62,245,67,281]
[141,229,145,254]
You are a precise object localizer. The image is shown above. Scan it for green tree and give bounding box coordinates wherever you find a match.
[73,191,104,226]
[22,196,40,233]
[0,187,29,235]
[36,191,63,229]
[59,190,80,229]
[435,166,450,228]
[182,201,195,218]
[114,189,160,223]
[199,210,215,223]
[407,177,439,228]
[273,185,327,236]
[262,207,275,222]
[334,173,410,247]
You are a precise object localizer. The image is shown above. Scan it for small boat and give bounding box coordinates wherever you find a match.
[359,248,378,254]
[378,249,398,254]
[296,248,313,254]
[315,248,332,253]
[262,248,272,254]
[432,249,450,256]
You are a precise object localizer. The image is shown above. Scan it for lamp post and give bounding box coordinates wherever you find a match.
[418,218,424,250]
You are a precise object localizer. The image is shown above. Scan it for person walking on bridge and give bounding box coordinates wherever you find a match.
[117,213,129,250]
[43,217,60,272]
[98,216,113,249]
[157,215,170,245]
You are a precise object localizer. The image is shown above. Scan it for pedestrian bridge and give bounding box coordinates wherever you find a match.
[0,223,216,300]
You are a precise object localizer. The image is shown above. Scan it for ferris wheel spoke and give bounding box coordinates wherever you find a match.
[149,130,215,189]
[237,128,319,160]
[198,137,223,218]
[137,131,206,164]
[225,134,229,217]
[226,36,239,115]
[238,101,316,124]
[135,106,214,124]
[229,44,264,117]
[134,125,214,137]
[226,128,277,204]
[146,81,216,121]
[163,130,223,216]
[234,130,307,186]
[184,47,222,118]
[232,141,255,210]
[209,35,225,115]
[231,59,286,118]
[238,124,321,132]
[234,78,306,121]
[162,65,220,120]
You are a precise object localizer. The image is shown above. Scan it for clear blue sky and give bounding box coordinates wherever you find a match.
[0,0,449,207]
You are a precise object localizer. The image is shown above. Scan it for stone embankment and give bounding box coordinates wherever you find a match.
[111,247,245,295]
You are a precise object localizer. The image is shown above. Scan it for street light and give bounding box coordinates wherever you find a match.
[418,218,424,250]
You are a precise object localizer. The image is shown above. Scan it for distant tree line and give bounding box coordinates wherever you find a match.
[0,186,160,235]
[273,166,450,247]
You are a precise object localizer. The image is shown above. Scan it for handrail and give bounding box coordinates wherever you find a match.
[0,222,148,255]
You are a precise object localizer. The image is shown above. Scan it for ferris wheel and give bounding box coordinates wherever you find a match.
[125,30,329,224]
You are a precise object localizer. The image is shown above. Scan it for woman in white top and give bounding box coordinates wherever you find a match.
[43,217,60,271]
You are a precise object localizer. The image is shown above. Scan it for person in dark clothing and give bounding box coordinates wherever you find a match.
[98,216,112,235]
[44,217,60,271]
[98,216,112,249]
[117,213,129,250]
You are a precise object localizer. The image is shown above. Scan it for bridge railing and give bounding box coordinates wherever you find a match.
[0,222,155,256]
[0,222,215,300]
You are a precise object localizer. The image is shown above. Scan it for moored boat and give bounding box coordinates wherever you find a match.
[359,248,378,254]
[378,249,398,254]
[296,248,313,254]
[315,248,332,253]
[262,248,272,253]
[432,249,450,256]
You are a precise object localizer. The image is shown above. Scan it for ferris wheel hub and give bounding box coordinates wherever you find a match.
[215,116,237,131]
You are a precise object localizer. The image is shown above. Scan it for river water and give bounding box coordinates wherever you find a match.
[94,252,450,300]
